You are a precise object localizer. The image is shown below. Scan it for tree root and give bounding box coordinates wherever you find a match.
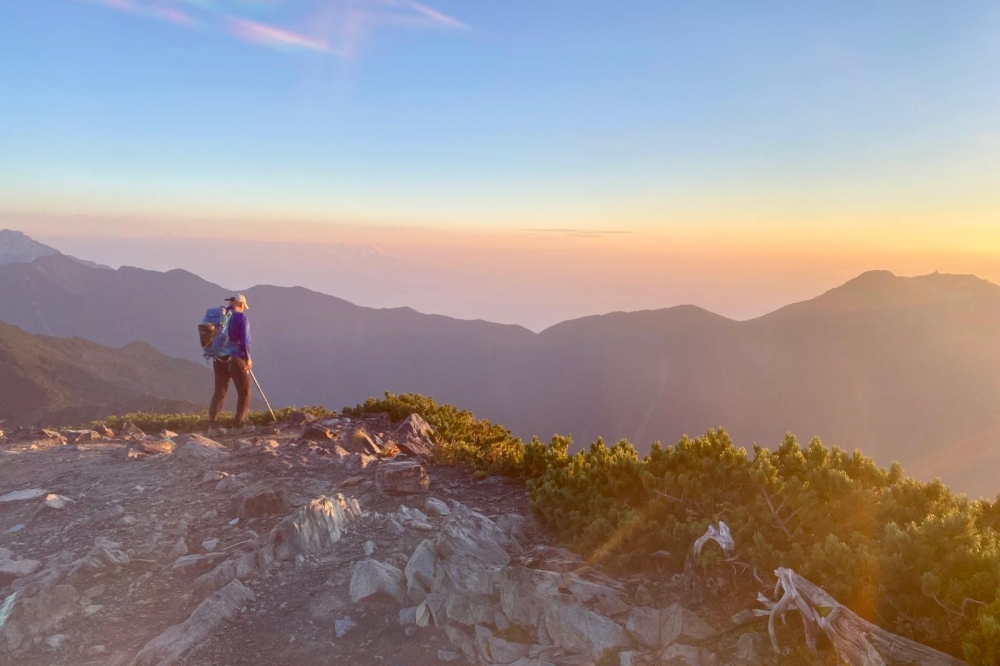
[756,567,967,666]
[685,524,967,666]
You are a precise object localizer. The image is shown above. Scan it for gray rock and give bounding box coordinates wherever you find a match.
[415,599,433,627]
[394,413,436,457]
[626,606,661,648]
[173,435,229,463]
[45,633,69,649]
[0,558,42,585]
[302,423,336,442]
[166,539,188,560]
[375,461,430,495]
[733,632,766,664]
[498,567,562,628]
[660,604,715,646]
[633,583,654,606]
[216,476,246,492]
[565,577,630,616]
[0,488,48,503]
[335,616,358,638]
[66,537,130,582]
[349,559,407,604]
[425,497,451,516]
[126,437,175,458]
[364,540,376,557]
[541,597,630,659]
[234,483,290,520]
[202,539,219,552]
[129,580,254,666]
[68,429,102,443]
[399,607,417,626]
[1,583,80,651]
[660,644,706,666]
[489,637,532,664]
[39,493,72,511]
[437,503,517,567]
[270,495,361,561]
[438,650,460,662]
[120,422,145,440]
[444,591,497,626]
[404,539,438,603]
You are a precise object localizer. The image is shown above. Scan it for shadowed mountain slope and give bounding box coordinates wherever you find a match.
[0,319,209,427]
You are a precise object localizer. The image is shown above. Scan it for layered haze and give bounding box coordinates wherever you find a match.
[7,218,1000,330]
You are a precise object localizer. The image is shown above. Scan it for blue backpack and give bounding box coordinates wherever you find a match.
[198,307,233,360]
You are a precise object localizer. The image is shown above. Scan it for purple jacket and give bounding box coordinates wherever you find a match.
[227,310,252,360]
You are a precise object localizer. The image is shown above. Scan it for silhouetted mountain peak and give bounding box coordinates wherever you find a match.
[762,269,999,321]
[0,230,110,269]
[0,229,60,265]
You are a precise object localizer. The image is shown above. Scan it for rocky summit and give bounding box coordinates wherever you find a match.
[0,412,958,666]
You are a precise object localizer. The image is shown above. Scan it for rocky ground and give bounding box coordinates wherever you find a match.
[0,415,819,666]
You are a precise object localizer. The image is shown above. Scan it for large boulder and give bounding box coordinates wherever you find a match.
[375,461,430,495]
[270,495,361,560]
[405,539,438,603]
[394,414,436,457]
[660,604,715,646]
[541,597,630,660]
[1,583,80,650]
[350,559,407,604]
[129,580,254,666]
[233,483,290,520]
[437,503,518,566]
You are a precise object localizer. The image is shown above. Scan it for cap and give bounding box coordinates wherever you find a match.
[225,294,249,310]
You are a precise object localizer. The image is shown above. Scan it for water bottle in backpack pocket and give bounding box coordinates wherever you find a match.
[198,307,232,360]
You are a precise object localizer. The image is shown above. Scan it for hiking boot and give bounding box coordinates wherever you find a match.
[231,425,255,436]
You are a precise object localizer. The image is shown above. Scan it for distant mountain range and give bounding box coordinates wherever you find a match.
[0,229,109,269]
[1,232,998,496]
[0,319,208,427]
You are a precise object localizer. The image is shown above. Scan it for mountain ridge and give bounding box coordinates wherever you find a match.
[1,234,998,496]
[0,319,212,427]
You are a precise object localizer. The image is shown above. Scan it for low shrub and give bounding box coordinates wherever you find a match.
[96,405,336,433]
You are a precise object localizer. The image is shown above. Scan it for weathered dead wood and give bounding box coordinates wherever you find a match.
[685,524,967,666]
[757,567,967,666]
[692,521,734,559]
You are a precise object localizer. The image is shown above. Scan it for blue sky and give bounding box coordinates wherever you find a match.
[2,0,998,233]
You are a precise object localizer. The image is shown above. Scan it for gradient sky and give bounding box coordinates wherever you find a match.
[2,1,999,327]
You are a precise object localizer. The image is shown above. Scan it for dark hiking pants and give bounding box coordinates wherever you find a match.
[209,357,251,427]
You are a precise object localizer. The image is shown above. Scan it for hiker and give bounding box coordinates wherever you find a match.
[207,294,254,436]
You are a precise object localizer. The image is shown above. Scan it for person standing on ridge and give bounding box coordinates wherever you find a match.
[207,294,254,436]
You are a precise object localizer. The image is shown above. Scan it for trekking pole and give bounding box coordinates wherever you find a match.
[249,369,277,423]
